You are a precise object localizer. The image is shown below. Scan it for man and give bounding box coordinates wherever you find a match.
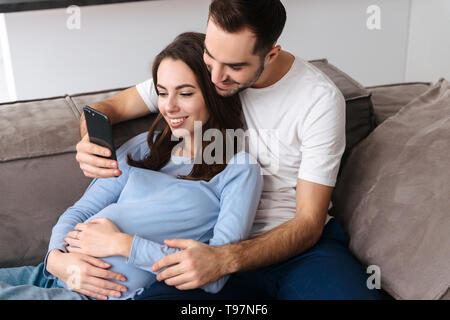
[50,0,380,300]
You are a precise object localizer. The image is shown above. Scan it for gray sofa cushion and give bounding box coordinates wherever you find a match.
[0,89,156,267]
[332,78,450,300]
[0,153,92,267]
[0,95,79,162]
[367,82,431,126]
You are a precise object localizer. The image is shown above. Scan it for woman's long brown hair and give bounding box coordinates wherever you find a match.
[127,32,243,181]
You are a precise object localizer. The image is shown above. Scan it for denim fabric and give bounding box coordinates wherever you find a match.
[0,262,88,300]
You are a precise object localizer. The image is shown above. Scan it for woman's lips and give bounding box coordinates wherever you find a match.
[169,116,188,128]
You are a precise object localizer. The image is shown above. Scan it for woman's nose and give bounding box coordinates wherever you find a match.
[165,95,179,112]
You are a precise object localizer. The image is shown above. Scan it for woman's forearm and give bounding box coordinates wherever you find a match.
[116,233,134,258]
[46,249,64,277]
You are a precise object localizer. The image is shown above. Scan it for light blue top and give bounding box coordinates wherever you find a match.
[43,132,263,299]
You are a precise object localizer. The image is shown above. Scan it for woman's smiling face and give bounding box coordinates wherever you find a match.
[156,58,210,139]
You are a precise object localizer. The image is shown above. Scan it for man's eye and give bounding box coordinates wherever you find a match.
[230,66,242,71]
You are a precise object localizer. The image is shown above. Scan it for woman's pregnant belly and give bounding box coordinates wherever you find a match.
[72,175,220,300]
[82,202,217,299]
[100,255,156,300]
[56,254,156,300]
[83,205,161,300]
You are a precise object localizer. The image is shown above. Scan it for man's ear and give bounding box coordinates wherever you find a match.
[264,45,281,65]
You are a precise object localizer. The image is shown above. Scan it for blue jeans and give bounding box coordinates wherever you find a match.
[135,218,381,300]
[0,262,88,300]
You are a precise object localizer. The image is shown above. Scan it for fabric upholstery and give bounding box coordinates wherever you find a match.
[332,78,450,300]
[0,96,79,162]
[0,89,156,267]
[367,82,431,126]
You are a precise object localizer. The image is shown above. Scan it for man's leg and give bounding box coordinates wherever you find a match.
[135,272,270,300]
[0,262,88,300]
[137,218,380,300]
[256,218,382,300]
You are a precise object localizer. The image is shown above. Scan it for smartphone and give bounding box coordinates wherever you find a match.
[83,105,117,161]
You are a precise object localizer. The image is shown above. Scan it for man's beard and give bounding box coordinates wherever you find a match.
[216,61,265,97]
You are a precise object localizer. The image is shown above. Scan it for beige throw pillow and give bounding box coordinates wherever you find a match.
[333,78,450,300]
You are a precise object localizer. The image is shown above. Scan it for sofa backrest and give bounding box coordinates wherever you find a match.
[0,89,155,267]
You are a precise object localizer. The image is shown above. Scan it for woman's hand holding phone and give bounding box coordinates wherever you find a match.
[76,132,122,179]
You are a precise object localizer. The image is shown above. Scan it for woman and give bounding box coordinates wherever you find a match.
[0,32,263,300]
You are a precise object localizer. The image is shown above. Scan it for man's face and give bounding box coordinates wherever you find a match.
[204,19,265,97]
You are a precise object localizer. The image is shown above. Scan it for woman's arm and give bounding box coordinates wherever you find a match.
[199,153,263,293]
[44,135,143,279]
[42,170,130,299]
[43,170,129,281]
[123,152,263,293]
[46,164,129,257]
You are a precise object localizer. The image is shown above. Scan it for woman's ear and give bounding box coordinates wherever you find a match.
[264,45,282,66]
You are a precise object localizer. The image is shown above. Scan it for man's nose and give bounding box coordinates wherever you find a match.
[211,64,226,84]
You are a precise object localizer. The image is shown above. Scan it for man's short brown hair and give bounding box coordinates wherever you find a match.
[208,0,287,56]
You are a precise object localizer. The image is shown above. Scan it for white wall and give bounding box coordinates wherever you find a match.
[0,13,14,102]
[405,0,450,83]
[280,0,411,87]
[0,0,448,102]
[3,0,210,101]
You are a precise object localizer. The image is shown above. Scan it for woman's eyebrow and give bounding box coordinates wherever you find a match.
[156,84,196,90]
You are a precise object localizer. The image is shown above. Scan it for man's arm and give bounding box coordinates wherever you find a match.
[77,86,152,178]
[221,178,332,273]
[153,87,344,288]
[150,153,263,292]
[153,178,332,287]
[79,86,151,138]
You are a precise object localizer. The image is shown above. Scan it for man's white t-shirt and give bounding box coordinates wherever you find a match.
[136,56,346,238]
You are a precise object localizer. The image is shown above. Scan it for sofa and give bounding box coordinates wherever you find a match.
[1,59,448,300]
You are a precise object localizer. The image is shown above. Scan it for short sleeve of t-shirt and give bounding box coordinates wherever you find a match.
[135,78,159,113]
[298,87,346,187]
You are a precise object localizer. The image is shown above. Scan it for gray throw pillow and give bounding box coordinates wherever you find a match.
[333,78,450,300]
